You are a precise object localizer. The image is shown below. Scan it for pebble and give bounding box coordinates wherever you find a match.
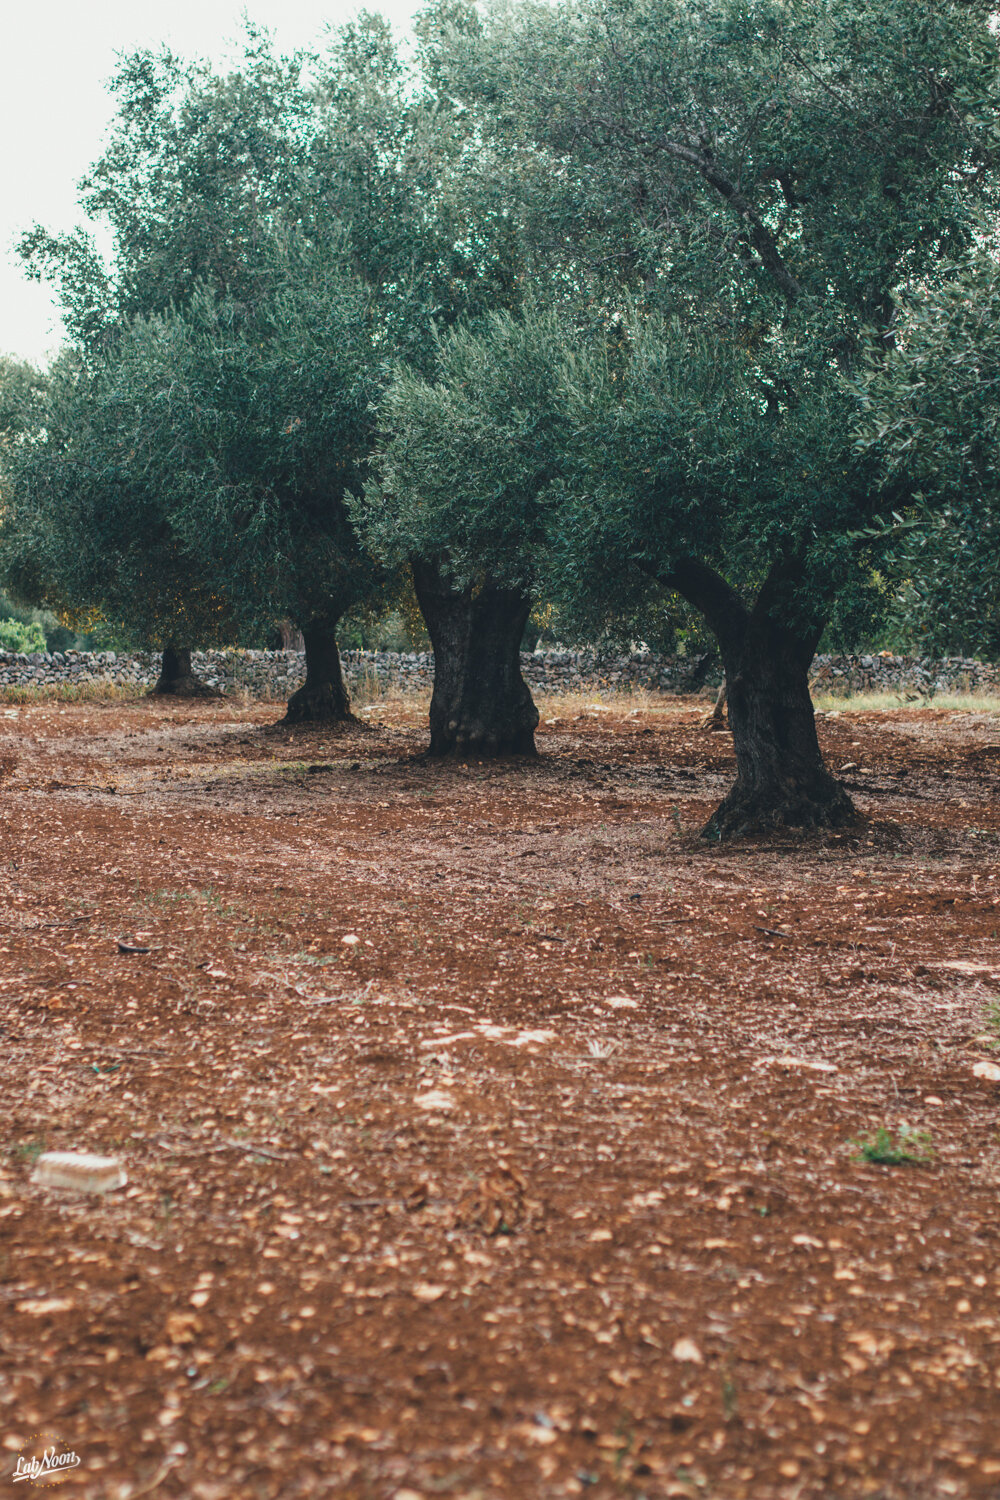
[671,1337,704,1364]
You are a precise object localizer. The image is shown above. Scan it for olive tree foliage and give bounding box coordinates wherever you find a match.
[4,233,384,634]
[357,309,573,753]
[856,251,1000,659]
[361,309,569,588]
[420,0,1000,830]
[0,357,47,441]
[19,31,315,346]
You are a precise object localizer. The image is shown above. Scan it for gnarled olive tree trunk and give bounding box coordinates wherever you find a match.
[412,558,539,758]
[283,616,352,724]
[707,619,855,838]
[150,644,216,698]
[661,559,856,838]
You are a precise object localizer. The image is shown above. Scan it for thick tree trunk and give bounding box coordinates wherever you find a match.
[283,617,352,724]
[150,644,217,698]
[412,559,539,757]
[704,621,856,838]
[655,558,856,839]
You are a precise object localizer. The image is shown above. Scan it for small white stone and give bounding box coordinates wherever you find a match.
[414,1090,456,1113]
[32,1152,126,1194]
[671,1337,703,1364]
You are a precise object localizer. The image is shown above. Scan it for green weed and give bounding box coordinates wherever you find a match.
[851,1125,934,1166]
[11,1136,47,1165]
[985,999,1000,1050]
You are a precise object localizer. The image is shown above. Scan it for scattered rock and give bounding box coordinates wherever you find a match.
[31,1152,127,1194]
[413,1089,456,1113]
[671,1337,704,1364]
[15,1297,75,1315]
[755,1055,838,1074]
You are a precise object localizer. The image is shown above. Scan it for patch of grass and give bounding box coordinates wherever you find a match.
[138,885,243,922]
[534,687,698,719]
[985,999,1000,1050]
[352,667,428,710]
[11,1136,47,1165]
[851,1125,935,1166]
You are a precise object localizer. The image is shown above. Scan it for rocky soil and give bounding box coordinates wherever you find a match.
[0,695,999,1499]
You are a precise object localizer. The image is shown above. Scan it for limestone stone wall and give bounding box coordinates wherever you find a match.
[1,645,998,699]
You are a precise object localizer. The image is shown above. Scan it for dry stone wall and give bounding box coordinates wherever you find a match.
[0,646,998,699]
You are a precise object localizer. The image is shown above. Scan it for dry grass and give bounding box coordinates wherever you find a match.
[350,665,429,709]
[6,672,998,721]
[534,686,703,719]
[0,680,140,705]
[813,689,1000,715]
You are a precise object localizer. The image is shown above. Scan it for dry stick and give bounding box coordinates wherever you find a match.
[217,1137,295,1163]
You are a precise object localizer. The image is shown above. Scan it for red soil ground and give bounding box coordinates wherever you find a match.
[0,695,998,1500]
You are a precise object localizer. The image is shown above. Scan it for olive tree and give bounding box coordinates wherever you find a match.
[13,30,391,716]
[359,309,571,755]
[424,0,1000,831]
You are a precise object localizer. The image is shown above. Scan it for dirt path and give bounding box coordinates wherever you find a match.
[1,697,999,1499]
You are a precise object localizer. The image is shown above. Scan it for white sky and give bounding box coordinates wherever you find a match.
[1,0,419,365]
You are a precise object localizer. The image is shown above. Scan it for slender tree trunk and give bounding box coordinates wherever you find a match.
[150,644,216,698]
[703,674,728,732]
[657,558,856,838]
[283,616,352,724]
[278,618,305,652]
[412,558,539,757]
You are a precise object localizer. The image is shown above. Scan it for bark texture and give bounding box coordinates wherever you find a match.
[412,559,539,758]
[283,618,352,724]
[659,559,856,838]
[150,645,217,698]
[707,622,855,838]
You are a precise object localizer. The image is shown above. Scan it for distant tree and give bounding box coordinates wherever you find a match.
[0,348,250,693]
[12,32,389,717]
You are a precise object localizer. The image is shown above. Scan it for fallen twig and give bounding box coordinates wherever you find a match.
[217,1137,295,1162]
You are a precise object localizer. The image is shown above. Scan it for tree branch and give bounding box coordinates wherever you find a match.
[639,554,750,647]
[591,120,803,305]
